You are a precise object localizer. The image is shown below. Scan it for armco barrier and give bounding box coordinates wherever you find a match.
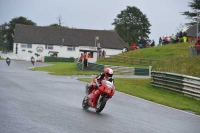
[135,68,149,75]
[44,56,75,62]
[151,71,200,98]
[76,62,151,76]
[76,62,83,70]
[88,62,104,72]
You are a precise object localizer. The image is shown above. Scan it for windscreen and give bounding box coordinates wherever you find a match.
[102,80,113,88]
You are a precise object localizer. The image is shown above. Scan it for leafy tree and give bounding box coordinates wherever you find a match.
[0,16,36,51]
[49,23,62,27]
[0,23,7,41]
[112,6,151,45]
[49,23,69,28]
[182,0,200,27]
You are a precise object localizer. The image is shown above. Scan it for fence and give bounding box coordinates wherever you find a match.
[189,45,200,57]
[44,56,75,62]
[151,71,200,98]
[102,55,159,66]
[76,62,83,70]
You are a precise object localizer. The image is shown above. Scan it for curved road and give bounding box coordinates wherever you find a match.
[0,60,200,133]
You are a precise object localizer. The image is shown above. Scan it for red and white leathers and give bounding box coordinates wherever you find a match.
[87,68,114,94]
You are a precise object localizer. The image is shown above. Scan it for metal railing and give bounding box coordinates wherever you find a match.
[189,45,200,57]
[151,71,200,98]
[102,55,159,66]
[76,62,151,76]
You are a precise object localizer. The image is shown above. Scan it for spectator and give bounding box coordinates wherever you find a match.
[102,50,106,58]
[78,53,84,62]
[99,50,102,58]
[183,30,187,43]
[159,37,162,46]
[131,44,137,50]
[122,47,127,52]
[195,36,200,55]
[179,31,183,39]
[150,40,155,47]
[146,41,151,47]
[138,44,145,48]
[88,53,91,58]
[84,52,88,67]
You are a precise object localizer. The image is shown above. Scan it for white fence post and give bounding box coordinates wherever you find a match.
[149,66,152,77]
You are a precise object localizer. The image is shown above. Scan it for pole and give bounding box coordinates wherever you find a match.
[95,38,96,47]
[197,13,199,40]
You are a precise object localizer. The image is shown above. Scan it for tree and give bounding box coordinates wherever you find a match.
[49,23,62,27]
[0,23,7,42]
[0,16,36,51]
[48,23,69,28]
[182,0,200,27]
[112,6,151,45]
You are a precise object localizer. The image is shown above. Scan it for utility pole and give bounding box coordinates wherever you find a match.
[57,15,64,26]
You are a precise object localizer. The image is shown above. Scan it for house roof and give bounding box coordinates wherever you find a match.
[14,24,126,50]
[187,24,197,37]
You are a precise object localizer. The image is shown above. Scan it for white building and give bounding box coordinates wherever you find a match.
[13,24,126,62]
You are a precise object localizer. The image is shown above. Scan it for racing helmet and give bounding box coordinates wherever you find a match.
[104,68,113,80]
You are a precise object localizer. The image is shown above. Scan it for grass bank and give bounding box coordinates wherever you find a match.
[98,43,200,77]
[78,78,200,115]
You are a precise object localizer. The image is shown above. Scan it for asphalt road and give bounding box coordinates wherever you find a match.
[0,60,200,133]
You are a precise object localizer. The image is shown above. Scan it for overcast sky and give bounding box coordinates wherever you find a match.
[0,0,192,44]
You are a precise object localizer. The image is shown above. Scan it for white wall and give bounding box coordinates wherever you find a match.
[13,43,122,62]
[101,48,122,57]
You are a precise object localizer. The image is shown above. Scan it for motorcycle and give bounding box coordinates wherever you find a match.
[31,58,35,65]
[82,78,115,113]
[6,58,10,66]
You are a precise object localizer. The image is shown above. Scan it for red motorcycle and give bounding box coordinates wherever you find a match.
[82,78,115,113]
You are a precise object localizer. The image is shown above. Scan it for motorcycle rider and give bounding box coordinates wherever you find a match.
[87,68,114,94]
[31,56,35,65]
[31,56,35,61]
[6,57,10,62]
[6,57,11,65]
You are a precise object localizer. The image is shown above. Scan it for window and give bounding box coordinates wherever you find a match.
[21,44,27,48]
[67,46,75,51]
[45,45,53,50]
[21,44,32,48]
[27,44,32,48]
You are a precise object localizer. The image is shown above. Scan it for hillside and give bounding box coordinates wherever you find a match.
[98,43,200,78]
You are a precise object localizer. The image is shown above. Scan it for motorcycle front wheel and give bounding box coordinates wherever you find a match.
[82,96,89,109]
[95,95,107,113]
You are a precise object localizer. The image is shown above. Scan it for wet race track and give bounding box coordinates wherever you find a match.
[0,60,200,133]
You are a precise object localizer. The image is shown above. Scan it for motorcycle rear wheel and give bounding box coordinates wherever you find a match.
[95,96,107,113]
[82,96,89,109]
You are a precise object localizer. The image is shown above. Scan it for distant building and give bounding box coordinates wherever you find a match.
[186,24,198,42]
[13,24,126,62]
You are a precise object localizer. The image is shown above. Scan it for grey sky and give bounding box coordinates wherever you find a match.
[0,0,192,44]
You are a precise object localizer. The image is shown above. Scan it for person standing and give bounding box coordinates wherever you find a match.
[84,52,88,67]
[159,37,162,46]
[195,36,200,55]
[102,50,106,58]
[78,53,84,62]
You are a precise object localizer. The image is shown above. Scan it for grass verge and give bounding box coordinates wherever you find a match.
[78,78,200,115]
[30,62,100,75]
